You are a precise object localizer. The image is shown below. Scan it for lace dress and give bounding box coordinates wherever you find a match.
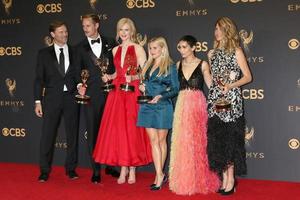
[207,49,247,176]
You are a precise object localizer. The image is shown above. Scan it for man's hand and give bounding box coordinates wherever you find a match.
[35,103,43,117]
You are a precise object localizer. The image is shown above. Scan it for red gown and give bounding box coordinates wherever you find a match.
[93,45,152,166]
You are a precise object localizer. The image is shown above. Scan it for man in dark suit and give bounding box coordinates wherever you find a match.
[34,21,80,182]
[76,14,119,184]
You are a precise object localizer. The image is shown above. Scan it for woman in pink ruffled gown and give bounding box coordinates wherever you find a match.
[169,35,220,195]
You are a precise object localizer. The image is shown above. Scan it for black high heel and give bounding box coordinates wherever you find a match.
[221,186,235,195]
[151,184,162,191]
[221,180,236,195]
[150,175,168,189]
[216,188,225,193]
[150,175,166,191]
[162,175,168,184]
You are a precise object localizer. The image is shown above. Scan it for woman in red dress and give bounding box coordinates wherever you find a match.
[93,18,152,184]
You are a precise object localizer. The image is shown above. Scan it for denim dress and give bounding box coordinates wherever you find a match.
[137,64,179,129]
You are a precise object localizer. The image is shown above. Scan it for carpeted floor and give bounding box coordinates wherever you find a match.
[0,163,299,200]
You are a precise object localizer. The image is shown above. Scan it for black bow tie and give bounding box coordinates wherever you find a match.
[91,38,100,45]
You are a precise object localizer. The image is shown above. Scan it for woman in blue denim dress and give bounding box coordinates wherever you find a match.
[137,37,179,190]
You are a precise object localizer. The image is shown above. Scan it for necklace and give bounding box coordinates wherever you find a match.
[183,58,199,65]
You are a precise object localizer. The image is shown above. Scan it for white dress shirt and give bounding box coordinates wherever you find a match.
[87,35,102,58]
[54,43,69,91]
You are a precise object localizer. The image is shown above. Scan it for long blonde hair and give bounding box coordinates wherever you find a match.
[115,18,138,44]
[142,37,173,77]
[213,17,240,54]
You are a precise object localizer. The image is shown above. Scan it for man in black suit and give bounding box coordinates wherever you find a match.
[76,14,119,183]
[34,21,80,182]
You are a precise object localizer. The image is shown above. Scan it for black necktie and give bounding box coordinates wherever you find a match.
[59,48,65,75]
[91,38,100,45]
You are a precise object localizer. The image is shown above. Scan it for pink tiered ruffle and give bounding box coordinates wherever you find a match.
[169,90,220,195]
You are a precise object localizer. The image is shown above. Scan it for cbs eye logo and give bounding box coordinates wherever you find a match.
[288,39,299,50]
[126,0,155,9]
[36,3,62,14]
[0,47,22,56]
[230,0,262,3]
[2,128,26,137]
[289,138,300,150]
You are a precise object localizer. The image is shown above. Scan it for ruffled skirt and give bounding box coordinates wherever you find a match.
[169,90,220,195]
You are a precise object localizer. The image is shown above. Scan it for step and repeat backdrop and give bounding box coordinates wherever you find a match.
[0,0,299,182]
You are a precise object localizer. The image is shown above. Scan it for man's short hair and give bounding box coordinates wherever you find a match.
[49,21,67,33]
[81,14,100,24]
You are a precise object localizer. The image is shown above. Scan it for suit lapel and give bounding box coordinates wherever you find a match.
[83,38,92,53]
[65,45,72,75]
[50,46,65,77]
[82,39,96,62]
[101,37,108,57]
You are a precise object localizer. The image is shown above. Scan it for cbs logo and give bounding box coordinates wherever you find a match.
[0,47,22,56]
[288,39,299,50]
[36,3,62,14]
[242,89,264,99]
[2,128,26,137]
[195,42,208,52]
[126,0,155,9]
[230,0,262,3]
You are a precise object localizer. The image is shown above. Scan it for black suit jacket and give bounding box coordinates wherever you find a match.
[34,45,79,101]
[76,36,116,96]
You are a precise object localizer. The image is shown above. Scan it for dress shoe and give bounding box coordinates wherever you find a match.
[66,170,79,180]
[105,167,120,178]
[38,173,49,182]
[91,174,101,184]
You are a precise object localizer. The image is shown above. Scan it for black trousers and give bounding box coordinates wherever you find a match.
[39,91,79,173]
[84,89,107,175]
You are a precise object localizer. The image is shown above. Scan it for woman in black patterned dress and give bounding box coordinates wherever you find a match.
[207,17,252,195]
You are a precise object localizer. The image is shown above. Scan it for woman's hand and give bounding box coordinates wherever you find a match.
[77,84,86,95]
[139,83,146,93]
[102,74,109,83]
[125,75,132,83]
[148,95,162,104]
[221,84,230,94]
